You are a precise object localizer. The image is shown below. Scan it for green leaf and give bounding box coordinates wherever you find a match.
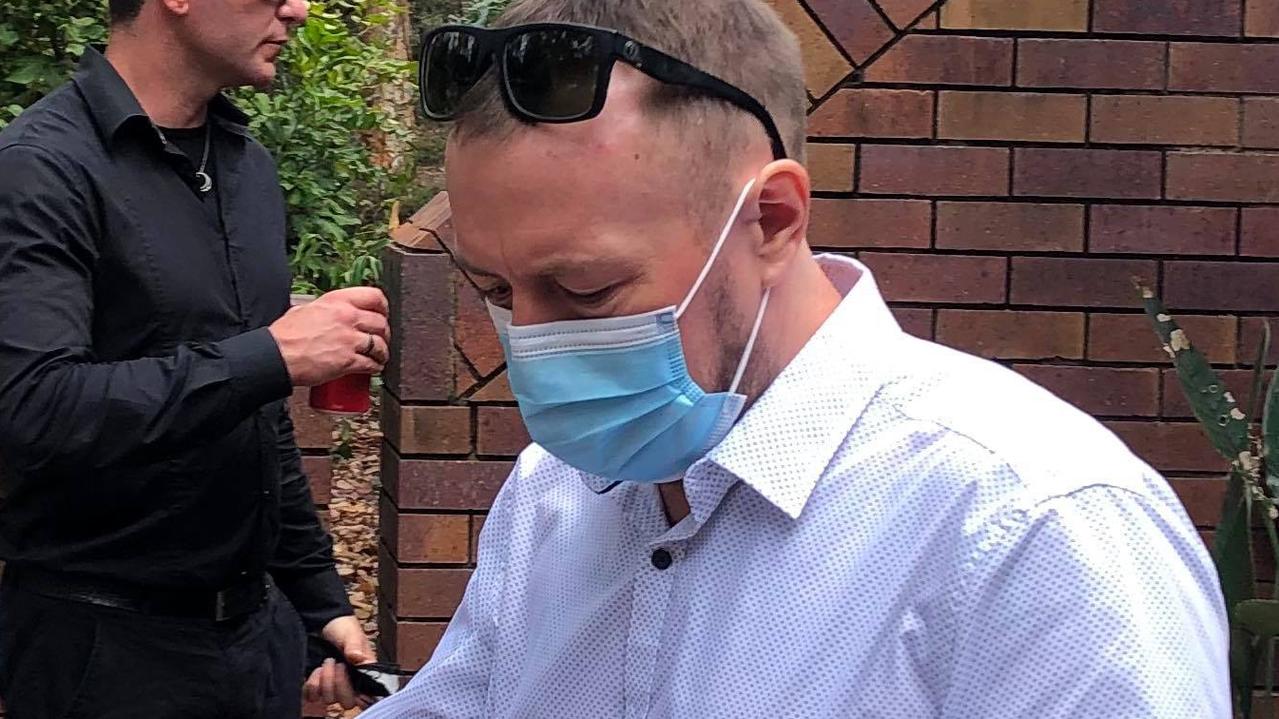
[1143,289,1249,460]
[5,59,45,86]
[1267,367,1279,496]
[1234,629,1260,719]
[1217,469,1257,618]
[1239,600,1279,637]
[1251,322,1272,425]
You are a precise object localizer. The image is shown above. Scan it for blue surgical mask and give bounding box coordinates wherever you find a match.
[487,179,771,484]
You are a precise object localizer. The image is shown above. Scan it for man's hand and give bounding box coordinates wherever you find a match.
[304,615,377,710]
[270,287,390,387]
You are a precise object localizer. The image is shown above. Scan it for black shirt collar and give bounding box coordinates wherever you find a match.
[72,47,252,145]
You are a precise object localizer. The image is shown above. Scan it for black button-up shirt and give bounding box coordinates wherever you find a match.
[0,49,349,630]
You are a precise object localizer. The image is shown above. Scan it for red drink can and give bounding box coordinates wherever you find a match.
[309,373,372,416]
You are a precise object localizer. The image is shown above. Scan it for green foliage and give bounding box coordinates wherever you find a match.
[453,0,517,24]
[1143,287,1279,717]
[236,1,415,294]
[0,1,414,294]
[0,1,106,128]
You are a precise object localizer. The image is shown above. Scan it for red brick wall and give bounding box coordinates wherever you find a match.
[380,0,1279,673]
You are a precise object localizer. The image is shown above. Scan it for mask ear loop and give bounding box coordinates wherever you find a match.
[675,178,758,319]
[728,288,771,395]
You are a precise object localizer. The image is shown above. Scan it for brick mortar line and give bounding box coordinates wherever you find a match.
[793,0,859,93]
[810,137,1274,151]
[863,0,897,35]
[1160,148,1170,200]
[380,490,483,517]
[822,0,952,102]
[887,301,1279,318]
[906,29,1279,44]
[1236,196,1246,256]
[843,84,1279,98]
[390,615,474,623]
[815,193,1279,209]
[911,304,1253,317]
[1010,30,1021,95]
[1084,93,1094,147]
[931,357,1244,371]
[817,185,1269,200]
[849,247,1279,264]
[395,561,476,570]
[384,443,517,460]
[1237,96,1249,159]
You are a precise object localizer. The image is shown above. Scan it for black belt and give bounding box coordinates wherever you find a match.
[2,566,269,623]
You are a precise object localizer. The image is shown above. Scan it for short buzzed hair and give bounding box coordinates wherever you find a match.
[452,0,808,200]
[109,0,145,23]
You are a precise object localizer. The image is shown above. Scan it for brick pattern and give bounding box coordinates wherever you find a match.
[378,0,1279,680]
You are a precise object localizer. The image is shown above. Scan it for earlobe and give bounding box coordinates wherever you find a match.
[160,0,190,16]
[754,160,810,284]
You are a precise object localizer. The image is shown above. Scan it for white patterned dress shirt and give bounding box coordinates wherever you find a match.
[364,254,1229,719]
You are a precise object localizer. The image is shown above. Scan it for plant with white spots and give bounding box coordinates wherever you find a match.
[1142,284,1279,718]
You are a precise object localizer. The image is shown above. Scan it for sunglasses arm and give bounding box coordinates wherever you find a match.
[628,43,789,160]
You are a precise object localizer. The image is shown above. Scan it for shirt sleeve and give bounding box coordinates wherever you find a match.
[941,484,1231,718]
[359,462,519,719]
[268,404,353,633]
[0,143,293,474]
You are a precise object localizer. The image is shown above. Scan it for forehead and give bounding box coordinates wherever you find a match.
[443,68,698,273]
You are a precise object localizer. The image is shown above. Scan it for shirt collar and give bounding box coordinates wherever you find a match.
[576,254,903,520]
[73,47,252,146]
[699,254,902,520]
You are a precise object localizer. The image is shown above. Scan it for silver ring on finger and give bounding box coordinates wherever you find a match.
[361,333,376,357]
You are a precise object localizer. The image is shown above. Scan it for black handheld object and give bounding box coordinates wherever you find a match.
[305,634,398,699]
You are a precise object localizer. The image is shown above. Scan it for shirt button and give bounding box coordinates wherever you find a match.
[651,548,673,571]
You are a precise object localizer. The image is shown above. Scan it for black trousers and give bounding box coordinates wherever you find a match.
[0,578,305,719]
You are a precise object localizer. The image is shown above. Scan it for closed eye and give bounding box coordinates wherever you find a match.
[483,284,513,308]
[559,284,618,306]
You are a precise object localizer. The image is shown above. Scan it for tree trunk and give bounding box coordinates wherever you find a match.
[368,0,416,175]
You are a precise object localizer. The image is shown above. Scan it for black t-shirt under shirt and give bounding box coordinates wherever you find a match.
[158,123,219,221]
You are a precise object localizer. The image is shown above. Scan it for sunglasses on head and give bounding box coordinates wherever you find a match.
[418,22,789,160]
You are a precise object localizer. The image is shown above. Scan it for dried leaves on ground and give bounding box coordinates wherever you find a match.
[324,406,383,719]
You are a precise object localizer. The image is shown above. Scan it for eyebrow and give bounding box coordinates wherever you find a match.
[527,255,646,282]
[448,238,646,286]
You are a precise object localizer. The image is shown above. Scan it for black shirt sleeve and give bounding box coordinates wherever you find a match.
[269,405,353,632]
[0,143,294,474]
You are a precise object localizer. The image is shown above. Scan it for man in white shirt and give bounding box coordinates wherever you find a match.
[366,0,1229,716]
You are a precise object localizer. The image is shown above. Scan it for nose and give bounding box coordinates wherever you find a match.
[278,0,309,26]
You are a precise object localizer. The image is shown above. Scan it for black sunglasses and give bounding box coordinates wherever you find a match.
[418,22,789,160]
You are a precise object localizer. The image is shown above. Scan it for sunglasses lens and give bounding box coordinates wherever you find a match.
[423,30,485,118]
[504,29,599,120]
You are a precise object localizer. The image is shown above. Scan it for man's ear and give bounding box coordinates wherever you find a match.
[754,159,810,288]
[158,0,191,16]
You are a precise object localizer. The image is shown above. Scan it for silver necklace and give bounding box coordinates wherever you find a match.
[195,125,213,193]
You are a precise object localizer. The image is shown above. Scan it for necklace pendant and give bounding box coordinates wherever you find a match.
[195,171,213,193]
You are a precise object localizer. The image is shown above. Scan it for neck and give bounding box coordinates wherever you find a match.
[105,26,218,128]
[662,250,839,528]
[738,250,841,403]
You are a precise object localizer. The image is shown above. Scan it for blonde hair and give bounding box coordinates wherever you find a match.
[450,0,808,194]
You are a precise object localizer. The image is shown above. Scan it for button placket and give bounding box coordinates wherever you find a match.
[625,543,680,719]
[624,487,684,719]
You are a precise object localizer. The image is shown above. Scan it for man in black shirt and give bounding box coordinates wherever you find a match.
[0,0,385,716]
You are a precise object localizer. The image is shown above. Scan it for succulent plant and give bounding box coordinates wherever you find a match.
[1142,285,1279,717]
